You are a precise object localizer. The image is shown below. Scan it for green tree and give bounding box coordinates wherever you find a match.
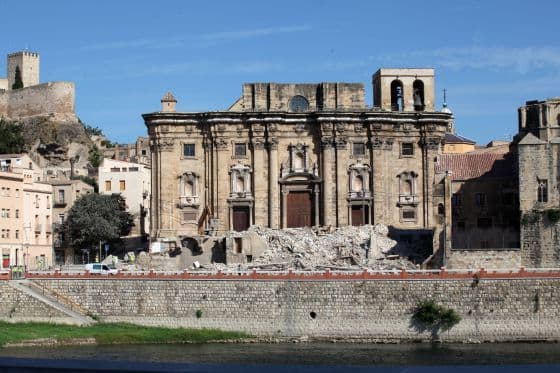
[66,193,134,250]
[0,120,24,154]
[12,66,23,89]
[71,175,99,193]
[88,145,102,168]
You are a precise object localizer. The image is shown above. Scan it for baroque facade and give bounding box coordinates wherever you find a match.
[143,68,452,261]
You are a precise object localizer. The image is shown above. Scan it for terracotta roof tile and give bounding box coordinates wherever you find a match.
[436,151,515,181]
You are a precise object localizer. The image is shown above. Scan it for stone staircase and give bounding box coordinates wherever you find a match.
[8,280,95,325]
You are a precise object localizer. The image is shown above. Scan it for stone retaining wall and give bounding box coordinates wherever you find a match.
[12,277,559,342]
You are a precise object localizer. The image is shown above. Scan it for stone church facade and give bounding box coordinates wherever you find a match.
[143,68,452,260]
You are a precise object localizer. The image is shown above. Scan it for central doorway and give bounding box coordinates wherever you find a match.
[232,206,250,232]
[351,205,369,226]
[287,191,313,227]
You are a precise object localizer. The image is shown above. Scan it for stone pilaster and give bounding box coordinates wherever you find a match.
[268,137,279,228]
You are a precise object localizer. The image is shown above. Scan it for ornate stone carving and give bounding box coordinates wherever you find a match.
[215,138,229,150]
[425,137,441,150]
[321,122,333,132]
[252,123,265,134]
[268,137,279,150]
[403,123,412,134]
[335,137,347,150]
[253,137,266,150]
[393,123,401,131]
[185,124,193,134]
[354,123,364,133]
[427,123,437,132]
[371,137,383,150]
[217,123,227,133]
[236,124,244,136]
[384,138,394,151]
[335,122,346,134]
[321,136,334,149]
[294,123,306,134]
[160,125,169,133]
[268,123,278,134]
[371,123,382,131]
[158,138,175,152]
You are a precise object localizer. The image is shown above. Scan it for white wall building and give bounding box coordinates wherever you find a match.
[98,158,151,236]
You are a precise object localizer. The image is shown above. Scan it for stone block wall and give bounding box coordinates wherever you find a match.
[446,249,521,269]
[24,277,560,342]
[0,283,70,323]
[0,82,75,121]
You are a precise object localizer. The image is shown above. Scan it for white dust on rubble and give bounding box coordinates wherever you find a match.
[222,224,419,271]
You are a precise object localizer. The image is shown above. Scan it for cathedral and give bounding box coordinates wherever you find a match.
[143,68,452,261]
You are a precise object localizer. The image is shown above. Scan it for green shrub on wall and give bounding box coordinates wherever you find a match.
[412,300,461,340]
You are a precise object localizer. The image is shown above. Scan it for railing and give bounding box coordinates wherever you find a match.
[21,267,560,281]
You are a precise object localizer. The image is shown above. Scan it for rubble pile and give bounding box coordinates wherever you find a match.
[221,224,419,271]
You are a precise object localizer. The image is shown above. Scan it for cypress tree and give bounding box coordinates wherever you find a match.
[12,66,23,89]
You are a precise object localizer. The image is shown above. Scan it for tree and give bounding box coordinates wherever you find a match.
[66,193,134,250]
[12,66,23,89]
[88,145,102,168]
[0,119,24,154]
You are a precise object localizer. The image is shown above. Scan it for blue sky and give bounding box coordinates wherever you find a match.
[1,0,559,145]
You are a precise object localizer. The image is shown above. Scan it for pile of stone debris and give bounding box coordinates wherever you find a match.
[218,224,419,271]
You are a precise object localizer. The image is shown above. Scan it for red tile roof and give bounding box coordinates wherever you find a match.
[436,150,515,181]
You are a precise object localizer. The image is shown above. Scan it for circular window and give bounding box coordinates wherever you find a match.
[289,95,309,112]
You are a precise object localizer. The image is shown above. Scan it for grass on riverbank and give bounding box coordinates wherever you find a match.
[0,321,250,347]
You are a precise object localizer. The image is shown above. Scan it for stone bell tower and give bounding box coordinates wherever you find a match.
[7,51,40,90]
[372,68,435,112]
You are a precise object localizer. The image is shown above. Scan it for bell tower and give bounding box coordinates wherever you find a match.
[372,68,435,112]
[7,51,40,90]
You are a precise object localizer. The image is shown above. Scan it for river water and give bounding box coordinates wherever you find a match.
[0,342,560,372]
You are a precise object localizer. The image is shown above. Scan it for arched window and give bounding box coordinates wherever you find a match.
[538,179,548,203]
[413,80,425,111]
[391,80,404,111]
[289,95,309,112]
[438,203,445,215]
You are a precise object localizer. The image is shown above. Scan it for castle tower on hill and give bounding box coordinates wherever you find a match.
[7,51,40,90]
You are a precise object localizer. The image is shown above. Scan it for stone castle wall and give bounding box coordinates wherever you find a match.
[0,82,76,121]
[3,277,559,342]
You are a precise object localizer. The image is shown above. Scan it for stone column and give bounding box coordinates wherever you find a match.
[321,136,335,226]
[252,136,268,226]
[335,137,348,226]
[268,137,280,228]
[215,137,230,232]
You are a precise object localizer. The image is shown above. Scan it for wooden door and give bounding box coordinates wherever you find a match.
[351,205,368,226]
[232,207,250,232]
[2,255,9,268]
[287,191,313,227]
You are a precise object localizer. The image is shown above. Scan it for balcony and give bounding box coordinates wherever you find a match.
[178,195,200,208]
[347,190,372,200]
[53,198,66,207]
